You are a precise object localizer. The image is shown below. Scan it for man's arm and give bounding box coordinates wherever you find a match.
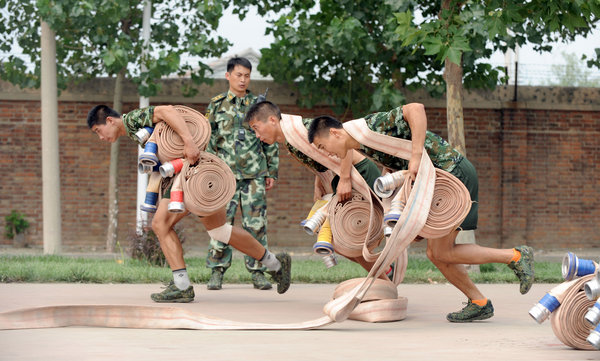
[153,105,200,164]
[402,103,427,180]
[205,102,218,154]
[336,149,354,201]
[263,142,279,191]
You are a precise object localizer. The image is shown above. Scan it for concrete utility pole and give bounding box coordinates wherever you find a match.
[40,20,62,254]
[136,0,152,234]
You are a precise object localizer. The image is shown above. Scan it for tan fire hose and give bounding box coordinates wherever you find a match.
[327,190,385,258]
[180,152,236,217]
[0,114,469,330]
[549,274,597,350]
[281,114,469,322]
[154,105,211,163]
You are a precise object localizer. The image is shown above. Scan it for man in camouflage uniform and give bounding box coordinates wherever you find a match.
[205,57,279,290]
[86,104,292,302]
[308,103,534,323]
[244,101,404,280]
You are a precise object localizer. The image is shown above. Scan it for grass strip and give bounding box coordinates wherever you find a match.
[0,255,562,284]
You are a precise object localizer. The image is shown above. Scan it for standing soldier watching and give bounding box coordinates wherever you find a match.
[205,57,279,290]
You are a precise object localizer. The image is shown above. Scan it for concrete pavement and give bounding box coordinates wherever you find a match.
[1,282,598,361]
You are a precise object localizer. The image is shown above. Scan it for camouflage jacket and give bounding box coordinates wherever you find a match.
[361,106,463,172]
[206,90,279,180]
[122,106,155,146]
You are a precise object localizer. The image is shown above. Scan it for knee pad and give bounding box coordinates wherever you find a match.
[207,223,233,244]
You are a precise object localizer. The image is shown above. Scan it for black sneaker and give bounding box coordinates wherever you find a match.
[446,300,494,323]
[150,281,195,303]
[207,267,224,290]
[267,252,292,294]
[508,245,535,295]
[251,271,273,290]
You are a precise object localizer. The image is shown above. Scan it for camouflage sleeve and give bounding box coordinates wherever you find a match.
[205,101,218,154]
[263,142,279,179]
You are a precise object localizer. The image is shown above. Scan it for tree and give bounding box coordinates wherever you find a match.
[234,0,599,151]
[545,51,600,87]
[233,0,445,119]
[0,0,230,251]
[394,0,600,153]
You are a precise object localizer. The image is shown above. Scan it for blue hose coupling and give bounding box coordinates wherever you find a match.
[587,323,600,350]
[562,252,597,281]
[134,126,154,145]
[529,293,561,324]
[384,212,401,228]
[138,162,160,174]
[140,192,158,213]
[139,142,159,166]
[586,301,600,327]
[313,241,334,255]
[312,241,337,268]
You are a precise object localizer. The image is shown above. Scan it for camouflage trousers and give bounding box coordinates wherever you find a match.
[206,177,268,273]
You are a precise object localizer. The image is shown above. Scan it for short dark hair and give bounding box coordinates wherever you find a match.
[87,105,120,129]
[308,115,343,143]
[227,57,252,73]
[246,101,281,124]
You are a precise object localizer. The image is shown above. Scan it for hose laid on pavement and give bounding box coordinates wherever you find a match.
[0,114,468,331]
[333,278,407,322]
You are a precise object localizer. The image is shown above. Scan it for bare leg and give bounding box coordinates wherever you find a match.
[152,199,189,270]
[426,231,486,300]
[200,207,266,261]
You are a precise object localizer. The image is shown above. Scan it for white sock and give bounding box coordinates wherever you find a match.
[173,268,191,290]
[260,250,281,272]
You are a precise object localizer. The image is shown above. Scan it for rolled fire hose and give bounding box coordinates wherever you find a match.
[180,152,236,217]
[381,168,471,240]
[327,190,385,258]
[548,274,597,350]
[154,105,211,163]
[282,114,437,322]
[0,115,468,331]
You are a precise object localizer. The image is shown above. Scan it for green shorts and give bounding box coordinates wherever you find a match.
[331,157,382,193]
[450,157,478,231]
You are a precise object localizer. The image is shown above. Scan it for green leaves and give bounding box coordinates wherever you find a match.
[250,0,434,116]
[1,0,228,97]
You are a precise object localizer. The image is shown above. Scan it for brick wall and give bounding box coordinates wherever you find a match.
[0,80,598,251]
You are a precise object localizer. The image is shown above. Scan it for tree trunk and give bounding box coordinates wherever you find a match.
[443,58,466,156]
[40,20,62,254]
[106,69,125,252]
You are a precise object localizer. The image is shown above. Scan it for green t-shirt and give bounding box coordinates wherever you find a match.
[122,106,155,146]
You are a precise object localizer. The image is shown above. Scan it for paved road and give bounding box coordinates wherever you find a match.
[0,282,597,361]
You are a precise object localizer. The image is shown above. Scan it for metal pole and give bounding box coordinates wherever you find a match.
[513,45,519,102]
[136,0,152,234]
[40,20,62,254]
